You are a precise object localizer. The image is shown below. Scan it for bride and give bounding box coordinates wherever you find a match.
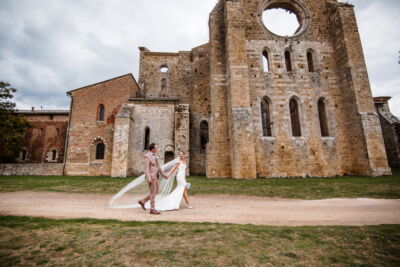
[108,152,193,211]
[155,151,193,211]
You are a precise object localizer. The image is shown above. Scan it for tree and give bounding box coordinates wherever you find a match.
[0,81,30,163]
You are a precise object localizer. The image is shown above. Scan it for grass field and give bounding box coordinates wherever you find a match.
[0,169,399,199]
[0,216,399,266]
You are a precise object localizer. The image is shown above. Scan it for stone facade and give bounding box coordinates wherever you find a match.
[110,99,190,177]
[206,0,391,178]
[3,0,393,178]
[374,97,400,168]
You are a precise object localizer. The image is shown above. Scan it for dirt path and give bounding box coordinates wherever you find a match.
[0,191,399,226]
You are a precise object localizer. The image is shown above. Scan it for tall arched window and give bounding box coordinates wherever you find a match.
[262,50,270,72]
[144,127,150,150]
[200,121,209,151]
[96,143,105,160]
[285,50,292,72]
[318,98,330,137]
[161,78,167,91]
[21,149,27,161]
[307,50,315,72]
[261,97,272,137]
[51,149,57,161]
[98,104,105,121]
[289,98,302,137]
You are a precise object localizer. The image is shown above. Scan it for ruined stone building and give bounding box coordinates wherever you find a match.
[15,109,69,164]
[1,0,396,178]
[374,97,400,168]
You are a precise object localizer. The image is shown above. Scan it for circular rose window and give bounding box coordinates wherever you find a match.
[260,0,309,38]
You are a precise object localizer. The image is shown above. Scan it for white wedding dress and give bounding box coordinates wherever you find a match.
[108,157,187,211]
[147,160,187,211]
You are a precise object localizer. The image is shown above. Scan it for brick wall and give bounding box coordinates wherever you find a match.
[64,74,140,176]
[0,163,64,176]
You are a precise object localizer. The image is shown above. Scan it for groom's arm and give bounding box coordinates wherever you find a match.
[160,167,168,179]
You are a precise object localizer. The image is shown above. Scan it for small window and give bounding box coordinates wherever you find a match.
[289,98,301,137]
[56,128,60,136]
[160,66,169,73]
[144,127,150,150]
[51,149,57,161]
[261,97,272,137]
[285,51,292,72]
[307,51,315,72]
[98,104,105,121]
[96,143,105,160]
[21,149,27,161]
[200,121,209,151]
[262,50,270,72]
[161,78,167,91]
[40,128,44,136]
[318,98,330,137]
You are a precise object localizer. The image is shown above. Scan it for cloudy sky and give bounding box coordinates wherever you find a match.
[0,0,399,116]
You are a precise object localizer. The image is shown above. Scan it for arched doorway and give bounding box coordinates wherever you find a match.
[164,151,175,164]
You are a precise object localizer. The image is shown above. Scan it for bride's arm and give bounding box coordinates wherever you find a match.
[166,162,179,178]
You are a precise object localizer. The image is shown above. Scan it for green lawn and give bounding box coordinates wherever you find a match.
[0,216,399,266]
[0,169,399,199]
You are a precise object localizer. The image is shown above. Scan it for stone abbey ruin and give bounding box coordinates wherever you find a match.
[1,0,399,178]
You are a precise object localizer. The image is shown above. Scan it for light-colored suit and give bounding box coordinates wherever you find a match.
[141,152,167,210]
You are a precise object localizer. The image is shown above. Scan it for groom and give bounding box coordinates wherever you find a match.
[138,143,168,215]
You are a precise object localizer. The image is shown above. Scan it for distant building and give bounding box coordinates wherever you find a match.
[15,109,69,164]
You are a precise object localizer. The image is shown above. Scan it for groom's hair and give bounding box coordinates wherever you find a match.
[148,143,156,151]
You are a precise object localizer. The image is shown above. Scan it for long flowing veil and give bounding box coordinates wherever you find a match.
[108,157,180,209]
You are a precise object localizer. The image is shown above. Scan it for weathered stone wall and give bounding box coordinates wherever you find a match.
[0,163,64,176]
[327,1,390,176]
[64,74,140,176]
[128,100,178,176]
[189,44,211,175]
[206,1,233,178]
[175,104,190,175]
[138,44,211,175]
[18,113,69,163]
[378,114,400,168]
[111,104,134,177]
[138,48,192,103]
[243,0,341,177]
[204,0,390,178]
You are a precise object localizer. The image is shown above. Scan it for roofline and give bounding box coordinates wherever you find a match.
[66,73,139,96]
[16,110,70,115]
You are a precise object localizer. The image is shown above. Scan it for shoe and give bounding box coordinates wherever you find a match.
[187,206,193,209]
[138,200,146,210]
[150,209,161,215]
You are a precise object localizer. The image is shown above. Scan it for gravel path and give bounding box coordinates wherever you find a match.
[0,191,399,226]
